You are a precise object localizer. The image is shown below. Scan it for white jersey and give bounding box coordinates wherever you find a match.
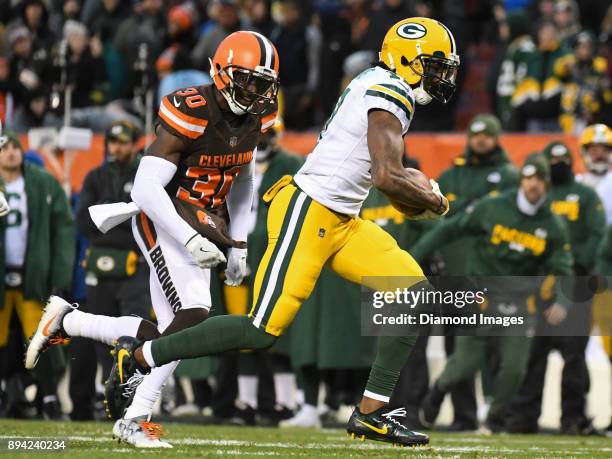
[595,172,612,225]
[576,172,607,189]
[5,176,28,267]
[294,66,414,215]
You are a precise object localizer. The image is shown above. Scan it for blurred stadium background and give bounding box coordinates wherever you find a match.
[0,0,611,453]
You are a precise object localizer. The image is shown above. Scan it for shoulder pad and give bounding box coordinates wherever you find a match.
[158,86,209,139]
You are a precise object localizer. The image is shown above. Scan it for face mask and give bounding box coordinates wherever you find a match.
[550,161,572,184]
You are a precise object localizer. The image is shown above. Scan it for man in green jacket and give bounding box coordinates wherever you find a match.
[415,154,573,432]
[432,114,519,430]
[227,118,304,426]
[508,141,605,435]
[0,132,75,419]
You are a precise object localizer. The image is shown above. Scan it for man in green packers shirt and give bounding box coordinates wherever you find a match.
[0,132,75,419]
[414,154,573,432]
[508,141,605,435]
[430,113,519,430]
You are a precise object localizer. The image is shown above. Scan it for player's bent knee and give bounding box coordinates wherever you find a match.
[245,320,278,349]
[161,307,210,336]
[136,319,161,341]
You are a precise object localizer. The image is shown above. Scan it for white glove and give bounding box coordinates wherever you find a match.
[405,179,449,221]
[225,247,249,286]
[185,234,226,269]
[0,192,10,217]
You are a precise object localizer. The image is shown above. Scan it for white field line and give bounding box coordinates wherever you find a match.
[0,434,608,455]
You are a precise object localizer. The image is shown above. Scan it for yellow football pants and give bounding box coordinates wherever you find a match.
[0,290,43,347]
[248,178,425,336]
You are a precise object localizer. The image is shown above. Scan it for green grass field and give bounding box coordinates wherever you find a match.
[1,420,611,458]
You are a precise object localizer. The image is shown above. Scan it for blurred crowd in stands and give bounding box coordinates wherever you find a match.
[0,0,609,134]
[0,0,611,438]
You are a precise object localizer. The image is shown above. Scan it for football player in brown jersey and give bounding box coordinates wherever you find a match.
[25,31,280,447]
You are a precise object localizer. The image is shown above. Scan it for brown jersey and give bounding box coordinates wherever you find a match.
[157,84,277,248]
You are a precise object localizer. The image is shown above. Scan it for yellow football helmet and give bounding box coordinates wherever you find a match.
[579,123,611,175]
[580,123,612,148]
[380,17,460,104]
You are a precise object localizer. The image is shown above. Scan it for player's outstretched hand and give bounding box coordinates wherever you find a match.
[185,234,227,269]
[225,248,248,286]
[0,191,10,217]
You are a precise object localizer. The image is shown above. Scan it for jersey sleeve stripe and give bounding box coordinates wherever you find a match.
[377,83,415,112]
[261,111,278,131]
[370,84,414,116]
[162,97,209,127]
[159,100,206,139]
[365,89,413,120]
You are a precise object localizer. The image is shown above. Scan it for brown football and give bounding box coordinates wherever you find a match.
[389,168,431,217]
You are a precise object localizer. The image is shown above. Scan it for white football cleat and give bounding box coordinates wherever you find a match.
[279,404,321,428]
[112,416,172,448]
[25,296,74,369]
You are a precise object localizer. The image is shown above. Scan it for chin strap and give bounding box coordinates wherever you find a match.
[209,57,248,115]
[414,83,432,105]
[220,88,248,115]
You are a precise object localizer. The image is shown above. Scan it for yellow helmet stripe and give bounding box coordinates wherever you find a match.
[369,84,415,117]
[438,21,456,55]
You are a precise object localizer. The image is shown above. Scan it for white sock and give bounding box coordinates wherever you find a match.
[295,389,305,407]
[274,373,296,408]
[62,310,142,345]
[124,361,179,420]
[142,341,156,368]
[238,375,258,409]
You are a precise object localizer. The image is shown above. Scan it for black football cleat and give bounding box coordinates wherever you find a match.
[104,336,149,420]
[346,406,429,448]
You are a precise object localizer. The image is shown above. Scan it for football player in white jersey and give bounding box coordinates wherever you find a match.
[108,17,459,447]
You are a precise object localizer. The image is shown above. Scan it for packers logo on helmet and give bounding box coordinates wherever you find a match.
[380,17,460,105]
[397,23,427,39]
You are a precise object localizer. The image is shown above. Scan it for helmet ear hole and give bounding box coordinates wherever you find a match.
[401,56,409,66]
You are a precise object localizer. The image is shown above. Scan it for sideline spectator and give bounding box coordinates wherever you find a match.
[507,141,604,435]
[415,154,573,433]
[270,0,321,130]
[509,21,570,132]
[191,0,242,70]
[0,131,75,419]
[556,32,609,134]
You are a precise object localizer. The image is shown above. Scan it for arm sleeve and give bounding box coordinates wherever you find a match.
[75,170,99,237]
[543,222,574,276]
[226,159,255,242]
[49,178,76,292]
[410,200,487,263]
[131,156,197,246]
[597,226,612,276]
[574,192,605,272]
